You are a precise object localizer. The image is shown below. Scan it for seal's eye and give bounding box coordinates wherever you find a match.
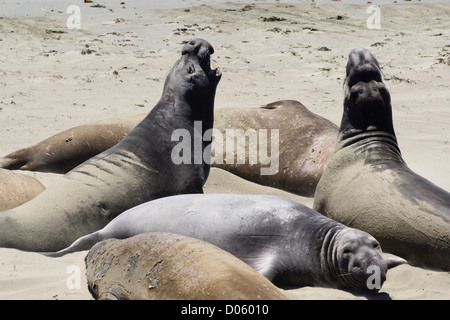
[187,64,194,74]
[372,242,380,249]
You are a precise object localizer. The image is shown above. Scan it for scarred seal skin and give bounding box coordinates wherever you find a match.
[0,38,221,252]
[85,232,289,300]
[313,48,450,271]
[213,100,338,197]
[46,194,405,294]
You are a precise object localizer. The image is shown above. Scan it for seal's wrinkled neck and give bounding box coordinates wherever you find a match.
[319,225,344,287]
[268,214,334,288]
[336,130,404,167]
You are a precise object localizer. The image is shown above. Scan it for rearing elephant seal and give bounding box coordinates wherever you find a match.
[45,194,405,294]
[313,48,450,271]
[0,38,221,252]
[85,232,288,300]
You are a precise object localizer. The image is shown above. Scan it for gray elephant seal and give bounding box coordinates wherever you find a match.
[0,114,143,174]
[85,232,288,300]
[313,48,450,271]
[213,100,338,197]
[0,169,45,210]
[0,38,221,252]
[46,194,405,293]
[1,100,338,197]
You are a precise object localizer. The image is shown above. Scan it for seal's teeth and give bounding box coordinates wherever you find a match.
[209,67,221,77]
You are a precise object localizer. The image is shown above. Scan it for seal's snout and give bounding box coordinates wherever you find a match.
[182,38,214,56]
[346,48,379,75]
[182,38,220,81]
[345,48,382,89]
[351,243,388,292]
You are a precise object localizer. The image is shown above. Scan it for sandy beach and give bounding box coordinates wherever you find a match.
[0,0,449,300]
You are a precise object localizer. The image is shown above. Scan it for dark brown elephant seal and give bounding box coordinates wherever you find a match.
[1,100,338,197]
[0,114,144,174]
[0,38,221,252]
[85,232,288,300]
[0,169,45,210]
[313,48,450,271]
[212,100,338,197]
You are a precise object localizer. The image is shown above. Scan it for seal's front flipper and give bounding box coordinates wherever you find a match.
[385,256,408,269]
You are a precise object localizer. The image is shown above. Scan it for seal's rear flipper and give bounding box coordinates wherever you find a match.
[39,231,101,257]
[0,155,23,170]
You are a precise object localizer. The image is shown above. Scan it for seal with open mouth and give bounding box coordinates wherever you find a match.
[313,48,450,271]
[0,38,222,252]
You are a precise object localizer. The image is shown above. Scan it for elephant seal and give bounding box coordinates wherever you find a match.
[212,100,338,197]
[0,38,221,252]
[0,100,338,197]
[313,48,450,271]
[45,194,405,293]
[0,114,144,174]
[85,232,288,300]
[0,169,45,210]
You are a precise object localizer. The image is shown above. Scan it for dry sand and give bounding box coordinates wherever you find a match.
[0,1,449,300]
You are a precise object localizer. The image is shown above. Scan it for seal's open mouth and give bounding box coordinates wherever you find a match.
[199,51,211,74]
[209,66,221,78]
[199,52,221,80]
[345,48,383,89]
[346,68,382,90]
[182,38,221,82]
